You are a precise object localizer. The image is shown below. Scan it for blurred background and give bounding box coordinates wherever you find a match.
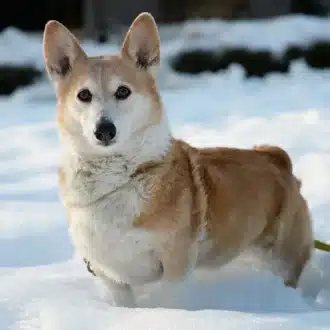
[2,0,330,37]
[3,0,330,95]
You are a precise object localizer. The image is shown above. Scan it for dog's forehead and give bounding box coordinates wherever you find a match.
[86,55,147,90]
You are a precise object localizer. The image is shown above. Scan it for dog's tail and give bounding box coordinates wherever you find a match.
[253,144,293,172]
[253,144,302,189]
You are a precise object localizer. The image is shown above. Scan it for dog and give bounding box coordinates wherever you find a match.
[43,12,314,307]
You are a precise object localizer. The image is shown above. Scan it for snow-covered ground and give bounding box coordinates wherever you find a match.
[1,14,330,329]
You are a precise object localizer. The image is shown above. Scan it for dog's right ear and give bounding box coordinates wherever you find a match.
[43,20,87,88]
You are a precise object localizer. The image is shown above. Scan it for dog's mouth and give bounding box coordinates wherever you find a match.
[96,139,116,147]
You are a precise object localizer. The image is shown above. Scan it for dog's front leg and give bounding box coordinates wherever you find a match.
[158,230,198,282]
[99,273,137,308]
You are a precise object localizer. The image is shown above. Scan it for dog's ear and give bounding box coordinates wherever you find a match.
[43,20,87,88]
[121,12,160,76]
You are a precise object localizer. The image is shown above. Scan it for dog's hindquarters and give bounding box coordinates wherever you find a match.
[253,145,313,288]
[272,197,313,288]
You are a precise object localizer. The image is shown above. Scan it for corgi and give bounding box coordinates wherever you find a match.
[43,12,313,307]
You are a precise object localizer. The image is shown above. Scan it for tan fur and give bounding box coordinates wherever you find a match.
[253,144,293,172]
[134,141,313,286]
[253,144,302,189]
[43,13,313,306]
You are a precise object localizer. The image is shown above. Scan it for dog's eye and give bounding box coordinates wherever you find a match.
[114,86,131,100]
[77,89,93,103]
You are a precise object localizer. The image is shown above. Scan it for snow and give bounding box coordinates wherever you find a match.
[170,15,330,55]
[1,14,330,329]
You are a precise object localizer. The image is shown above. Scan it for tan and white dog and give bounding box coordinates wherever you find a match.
[43,12,314,307]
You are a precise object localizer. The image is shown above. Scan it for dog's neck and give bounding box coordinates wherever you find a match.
[59,117,173,175]
[58,118,173,208]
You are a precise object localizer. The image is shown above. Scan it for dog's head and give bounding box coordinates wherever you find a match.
[43,13,170,158]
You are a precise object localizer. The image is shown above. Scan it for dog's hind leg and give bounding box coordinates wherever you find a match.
[271,201,313,289]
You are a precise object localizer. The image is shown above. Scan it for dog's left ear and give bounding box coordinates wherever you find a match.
[121,12,160,75]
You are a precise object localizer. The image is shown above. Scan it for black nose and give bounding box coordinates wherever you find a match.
[94,119,116,144]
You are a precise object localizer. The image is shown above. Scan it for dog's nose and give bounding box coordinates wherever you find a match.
[94,119,116,144]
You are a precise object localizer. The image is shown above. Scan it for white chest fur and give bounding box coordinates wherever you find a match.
[60,154,161,285]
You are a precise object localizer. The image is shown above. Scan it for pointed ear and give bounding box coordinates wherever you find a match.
[120,13,160,74]
[43,20,87,87]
